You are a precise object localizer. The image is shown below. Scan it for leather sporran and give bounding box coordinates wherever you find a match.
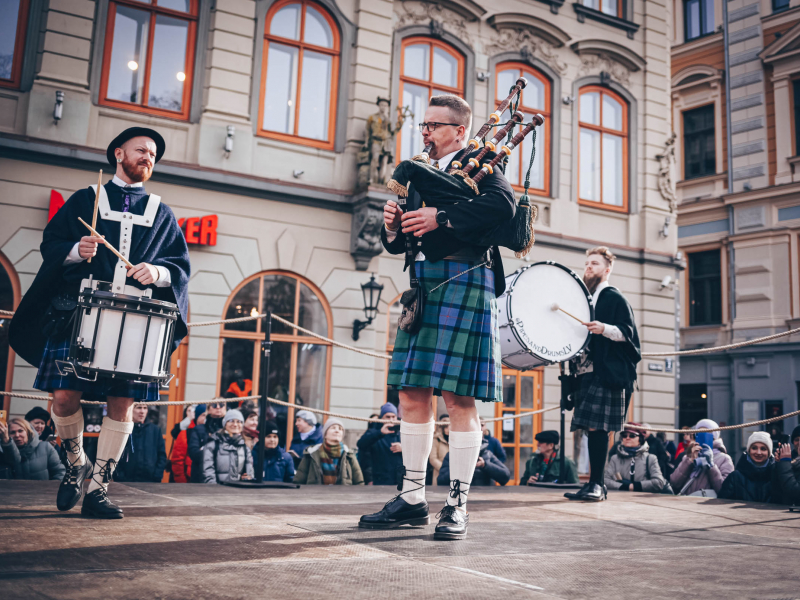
[40,294,78,338]
[398,287,425,335]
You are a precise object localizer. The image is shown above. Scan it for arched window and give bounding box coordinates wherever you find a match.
[0,251,20,412]
[496,63,551,197]
[398,37,465,161]
[258,0,340,149]
[1,0,30,89]
[219,271,332,447]
[99,0,199,119]
[578,86,629,212]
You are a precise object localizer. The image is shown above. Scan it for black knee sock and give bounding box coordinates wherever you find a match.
[587,430,609,485]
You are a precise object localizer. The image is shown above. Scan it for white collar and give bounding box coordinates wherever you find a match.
[112,174,144,188]
[433,149,461,170]
[592,280,611,305]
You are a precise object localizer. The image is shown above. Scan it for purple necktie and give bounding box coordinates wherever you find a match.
[122,193,130,213]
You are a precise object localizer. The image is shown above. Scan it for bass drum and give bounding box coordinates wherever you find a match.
[497,261,594,370]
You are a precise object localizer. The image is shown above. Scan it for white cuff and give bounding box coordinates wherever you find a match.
[63,242,84,265]
[385,225,398,242]
[601,324,625,342]
[153,265,171,287]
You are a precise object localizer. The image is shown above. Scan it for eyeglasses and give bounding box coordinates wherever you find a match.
[620,432,639,439]
[209,403,225,409]
[418,122,461,133]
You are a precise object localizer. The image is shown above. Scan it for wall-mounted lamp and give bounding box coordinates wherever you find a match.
[659,216,671,238]
[224,125,235,157]
[352,273,384,340]
[293,169,304,178]
[562,95,574,106]
[53,91,64,124]
[660,275,675,291]
[476,71,488,82]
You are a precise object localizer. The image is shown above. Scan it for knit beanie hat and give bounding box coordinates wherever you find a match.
[263,421,280,436]
[380,403,398,417]
[25,407,51,423]
[222,409,244,427]
[295,410,317,426]
[747,431,773,454]
[194,404,206,419]
[791,425,800,443]
[322,417,345,439]
[694,418,720,440]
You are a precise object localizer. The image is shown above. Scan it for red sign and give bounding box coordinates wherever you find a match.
[179,215,218,246]
[48,190,65,221]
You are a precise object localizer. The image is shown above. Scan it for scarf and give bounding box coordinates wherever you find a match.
[319,442,342,485]
[537,450,556,481]
[746,454,770,469]
[243,426,258,440]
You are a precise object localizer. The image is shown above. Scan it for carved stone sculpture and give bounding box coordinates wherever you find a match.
[656,133,678,212]
[350,198,386,270]
[363,97,411,187]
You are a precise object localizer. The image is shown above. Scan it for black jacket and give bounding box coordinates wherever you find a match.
[115,422,167,483]
[591,286,641,388]
[381,149,516,297]
[187,417,223,483]
[772,457,800,505]
[357,427,403,486]
[718,454,775,503]
[645,435,672,479]
[437,441,511,486]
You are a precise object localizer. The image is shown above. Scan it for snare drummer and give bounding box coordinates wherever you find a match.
[9,127,190,519]
[564,246,641,502]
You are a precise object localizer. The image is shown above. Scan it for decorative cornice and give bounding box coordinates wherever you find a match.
[572,3,639,39]
[414,0,485,22]
[670,31,724,61]
[571,38,646,72]
[487,12,571,47]
[760,20,800,63]
[671,65,723,89]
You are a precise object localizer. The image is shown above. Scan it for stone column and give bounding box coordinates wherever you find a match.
[772,76,793,185]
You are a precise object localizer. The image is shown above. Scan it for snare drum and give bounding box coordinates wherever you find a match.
[56,278,178,385]
[497,262,594,370]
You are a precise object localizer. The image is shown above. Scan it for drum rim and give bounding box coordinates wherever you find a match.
[502,260,595,367]
[80,287,180,311]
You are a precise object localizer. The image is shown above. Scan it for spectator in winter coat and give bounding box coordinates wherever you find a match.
[0,418,65,480]
[520,430,579,485]
[675,427,694,462]
[437,439,510,486]
[719,432,775,503]
[253,421,295,483]
[429,414,450,484]
[203,410,254,484]
[773,440,800,505]
[605,423,665,494]
[24,406,57,444]
[792,425,800,459]
[170,404,203,483]
[242,408,259,451]
[657,431,676,465]
[641,424,672,484]
[294,418,364,485]
[188,401,225,483]
[115,405,167,483]
[357,414,380,484]
[357,403,402,485]
[481,418,507,464]
[671,420,734,497]
[289,410,323,464]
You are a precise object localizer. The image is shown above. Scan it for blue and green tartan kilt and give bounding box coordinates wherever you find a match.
[387,259,502,403]
[33,334,160,402]
[570,373,631,433]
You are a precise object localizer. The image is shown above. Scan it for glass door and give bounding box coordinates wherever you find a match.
[495,368,543,485]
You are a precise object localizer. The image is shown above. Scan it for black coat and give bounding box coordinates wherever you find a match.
[645,435,672,479]
[357,427,402,486]
[381,149,516,297]
[115,422,167,483]
[591,286,641,389]
[9,180,190,367]
[772,457,800,505]
[437,441,511,486]
[718,454,775,503]
[187,417,223,483]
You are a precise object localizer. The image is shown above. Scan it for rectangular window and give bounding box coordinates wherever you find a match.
[774,0,790,12]
[794,80,800,156]
[688,249,722,326]
[678,384,707,428]
[583,0,621,17]
[683,104,716,180]
[0,0,30,89]
[684,0,714,41]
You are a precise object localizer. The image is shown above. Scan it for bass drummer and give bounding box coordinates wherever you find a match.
[564,246,641,502]
[9,127,190,519]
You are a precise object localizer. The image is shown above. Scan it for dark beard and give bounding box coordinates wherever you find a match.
[583,273,602,294]
[120,155,152,183]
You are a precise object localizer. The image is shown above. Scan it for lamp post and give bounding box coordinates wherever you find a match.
[352,273,384,340]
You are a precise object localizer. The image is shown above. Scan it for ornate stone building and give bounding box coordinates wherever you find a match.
[0,0,676,482]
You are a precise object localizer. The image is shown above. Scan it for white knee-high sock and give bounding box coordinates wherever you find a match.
[87,417,133,494]
[446,430,482,515]
[52,408,85,467]
[399,419,435,505]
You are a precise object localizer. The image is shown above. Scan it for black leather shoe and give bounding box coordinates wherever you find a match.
[359,495,429,529]
[56,459,93,512]
[81,488,124,519]
[564,481,591,500]
[433,505,469,540]
[566,481,607,502]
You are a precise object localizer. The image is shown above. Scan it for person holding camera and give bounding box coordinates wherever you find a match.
[357,403,402,486]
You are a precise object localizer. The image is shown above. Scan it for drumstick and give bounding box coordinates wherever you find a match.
[78,217,134,268]
[551,303,585,325]
[88,169,102,264]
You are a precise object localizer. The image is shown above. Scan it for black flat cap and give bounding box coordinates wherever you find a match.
[535,430,560,445]
[106,127,166,167]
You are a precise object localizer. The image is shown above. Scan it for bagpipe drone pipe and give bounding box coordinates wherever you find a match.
[386,79,545,258]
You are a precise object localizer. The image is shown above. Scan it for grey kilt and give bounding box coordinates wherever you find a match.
[570,373,632,433]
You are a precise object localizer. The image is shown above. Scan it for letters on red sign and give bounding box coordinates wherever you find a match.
[178,214,217,246]
[184,217,201,244]
[48,190,65,222]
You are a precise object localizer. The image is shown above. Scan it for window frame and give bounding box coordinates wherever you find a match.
[577,85,630,213]
[773,0,790,13]
[257,0,341,150]
[98,0,199,121]
[0,250,21,413]
[217,270,333,449]
[396,36,465,163]
[683,0,715,42]
[688,249,723,327]
[494,368,543,486]
[0,0,31,90]
[793,79,800,157]
[682,103,717,180]
[495,61,551,197]
[582,0,624,18]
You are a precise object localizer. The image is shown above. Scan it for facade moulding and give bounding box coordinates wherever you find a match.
[534,233,681,268]
[671,32,724,60]
[570,39,646,71]
[722,179,800,204]
[486,13,572,47]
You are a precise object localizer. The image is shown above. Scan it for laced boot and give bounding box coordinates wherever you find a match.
[434,479,469,540]
[56,437,93,512]
[81,459,123,519]
[566,481,607,502]
[359,467,429,529]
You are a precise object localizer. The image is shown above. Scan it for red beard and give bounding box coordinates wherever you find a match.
[120,156,153,183]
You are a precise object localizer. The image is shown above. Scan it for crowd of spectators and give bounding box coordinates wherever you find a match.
[1,401,799,509]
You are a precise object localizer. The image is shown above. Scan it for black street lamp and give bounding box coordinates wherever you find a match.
[352,273,384,340]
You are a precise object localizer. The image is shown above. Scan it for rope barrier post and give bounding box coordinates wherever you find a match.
[255,311,272,484]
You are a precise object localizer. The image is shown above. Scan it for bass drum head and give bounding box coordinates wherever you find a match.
[503,261,593,367]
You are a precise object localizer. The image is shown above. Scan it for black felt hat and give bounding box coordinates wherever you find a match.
[535,430,560,445]
[106,127,166,167]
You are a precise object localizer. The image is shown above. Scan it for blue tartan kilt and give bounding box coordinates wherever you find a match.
[33,334,160,402]
[570,373,632,433]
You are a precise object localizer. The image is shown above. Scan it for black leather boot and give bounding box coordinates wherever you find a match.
[566,481,607,502]
[56,438,93,512]
[81,488,124,519]
[433,505,469,540]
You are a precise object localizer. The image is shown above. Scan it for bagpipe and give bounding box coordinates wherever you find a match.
[386,77,544,258]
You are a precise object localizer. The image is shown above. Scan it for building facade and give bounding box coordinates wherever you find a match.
[673,0,800,453]
[0,0,677,483]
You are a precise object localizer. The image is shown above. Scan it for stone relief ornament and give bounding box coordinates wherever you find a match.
[350,199,386,271]
[395,2,471,46]
[655,133,678,213]
[359,97,412,189]
[486,29,568,75]
[578,53,630,86]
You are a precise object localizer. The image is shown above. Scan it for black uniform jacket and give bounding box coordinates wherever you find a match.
[591,286,641,389]
[380,149,516,297]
